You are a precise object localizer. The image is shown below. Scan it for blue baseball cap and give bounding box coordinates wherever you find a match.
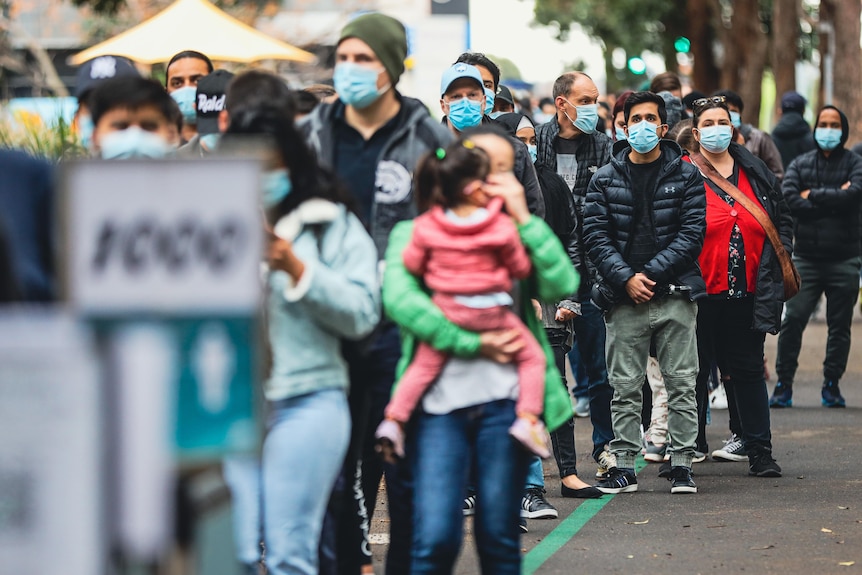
[440,63,484,97]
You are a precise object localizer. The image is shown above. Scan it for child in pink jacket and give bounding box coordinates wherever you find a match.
[376,140,548,460]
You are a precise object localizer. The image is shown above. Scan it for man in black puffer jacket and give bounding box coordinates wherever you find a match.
[583,92,706,495]
[771,105,862,409]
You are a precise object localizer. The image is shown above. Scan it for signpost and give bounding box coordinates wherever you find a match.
[60,157,263,570]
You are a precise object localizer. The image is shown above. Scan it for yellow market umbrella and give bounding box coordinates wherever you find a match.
[69,0,316,65]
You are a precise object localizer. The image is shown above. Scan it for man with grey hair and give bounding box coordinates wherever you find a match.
[534,71,616,487]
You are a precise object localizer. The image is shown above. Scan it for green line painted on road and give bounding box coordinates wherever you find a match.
[522,458,648,575]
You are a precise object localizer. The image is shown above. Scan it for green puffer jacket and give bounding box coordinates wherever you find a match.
[382,215,579,431]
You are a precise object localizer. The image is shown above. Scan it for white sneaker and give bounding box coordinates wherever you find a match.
[710,384,728,410]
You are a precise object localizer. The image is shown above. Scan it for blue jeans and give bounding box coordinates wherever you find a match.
[572,300,614,460]
[410,399,529,575]
[263,390,350,575]
[222,454,262,573]
[567,342,589,398]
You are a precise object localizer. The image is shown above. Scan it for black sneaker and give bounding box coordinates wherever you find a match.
[822,381,846,408]
[668,466,697,494]
[521,488,558,519]
[749,453,782,477]
[769,381,793,408]
[595,467,638,493]
[519,517,528,533]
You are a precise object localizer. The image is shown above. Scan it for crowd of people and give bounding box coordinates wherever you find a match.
[2,10,861,575]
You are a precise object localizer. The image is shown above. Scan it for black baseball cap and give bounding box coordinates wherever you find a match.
[75,55,140,101]
[496,85,514,106]
[195,70,234,135]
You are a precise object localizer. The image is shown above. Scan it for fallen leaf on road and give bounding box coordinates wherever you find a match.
[822,528,834,533]
[838,506,849,510]
[626,519,650,525]
[749,545,775,550]
[627,555,634,559]
[707,525,727,529]
[839,562,855,567]
[797,475,805,479]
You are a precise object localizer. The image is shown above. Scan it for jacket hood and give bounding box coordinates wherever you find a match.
[814,105,850,151]
[772,111,811,138]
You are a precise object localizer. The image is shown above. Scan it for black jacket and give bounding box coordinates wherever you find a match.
[771,111,816,168]
[782,108,862,262]
[716,144,795,333]
[583,140,706,310]
[535,116,613,296]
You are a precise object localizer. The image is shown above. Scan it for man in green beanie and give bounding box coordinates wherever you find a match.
[302,11,454,575]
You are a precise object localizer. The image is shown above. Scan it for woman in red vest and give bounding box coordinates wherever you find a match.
[686,96,793,479]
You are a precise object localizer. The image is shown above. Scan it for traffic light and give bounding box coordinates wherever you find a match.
[627,57,647,75]
[674,36,691,53]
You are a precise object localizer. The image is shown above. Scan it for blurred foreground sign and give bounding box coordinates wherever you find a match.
[62,158,262,315]
[0,311,102,575]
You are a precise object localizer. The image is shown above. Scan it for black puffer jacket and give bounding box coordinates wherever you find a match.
[708,144,795,333]
[583,140,706,310]
[782,106,862,262]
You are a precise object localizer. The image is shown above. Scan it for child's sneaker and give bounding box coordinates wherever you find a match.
[375,419,405,463]
[509,417,551,459]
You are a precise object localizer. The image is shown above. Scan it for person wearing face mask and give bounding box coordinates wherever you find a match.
[223,102,380,575]
[72,55,141,155]
[491,85,516,117]
[770,105,862,410]
[300,13,452,575]
[178,70,235,157]
[535,71,616,481]
[685,95,791,478]
[583,91,706,495]
[441,60,545,219]
[494,113,602,503]
[88,76,178,160]
[713,90,784,180]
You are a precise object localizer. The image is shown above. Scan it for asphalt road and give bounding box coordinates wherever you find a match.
[370,304,862,574]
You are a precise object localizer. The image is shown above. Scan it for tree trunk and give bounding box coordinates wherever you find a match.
[823,0,862,142]
[687,0,720,94]
[771,0,799,126]
[720,0,768,126]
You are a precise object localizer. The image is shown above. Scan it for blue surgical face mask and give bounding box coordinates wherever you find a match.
[814,127,842,151]
[447,98,484,132]
[564,101,598,134]
[171,86,198,125]
[78,113,94,150]
[627,120,662,154]
[729,110,742,129]
[99,127,171,159]
[262,169,292,209]
[200,133,220,151]
[615,126,627,142]
[532,111,552,125]
[488,111,505,120]
[527,144,538,163]
[333,63,389,109]
[698,125,733,154]
[484,87,495,116]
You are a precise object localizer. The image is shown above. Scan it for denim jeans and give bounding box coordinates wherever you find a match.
[572,300,614,461]
[775,256,862,384]
[697,297,772,456]
[567,342,589,398]
[604,297,699,469]
[222,454,262,573]
[263,390,350,575]
[410,399,529,575]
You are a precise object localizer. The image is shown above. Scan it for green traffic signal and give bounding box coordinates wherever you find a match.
[674,36,691,53]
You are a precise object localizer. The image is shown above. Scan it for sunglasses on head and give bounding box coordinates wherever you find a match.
[692,96,726,112]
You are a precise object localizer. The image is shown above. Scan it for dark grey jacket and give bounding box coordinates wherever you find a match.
[535,116,613,300]
[301,94,452,257]
[583,140,706,311]
[783,146,862,262]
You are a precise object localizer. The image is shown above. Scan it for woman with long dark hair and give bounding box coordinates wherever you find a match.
[223,86,380,575]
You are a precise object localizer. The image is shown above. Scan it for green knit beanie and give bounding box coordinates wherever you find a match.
[338,13,407,86]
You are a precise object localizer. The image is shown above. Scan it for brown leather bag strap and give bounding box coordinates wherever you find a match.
[689,152,790,263]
